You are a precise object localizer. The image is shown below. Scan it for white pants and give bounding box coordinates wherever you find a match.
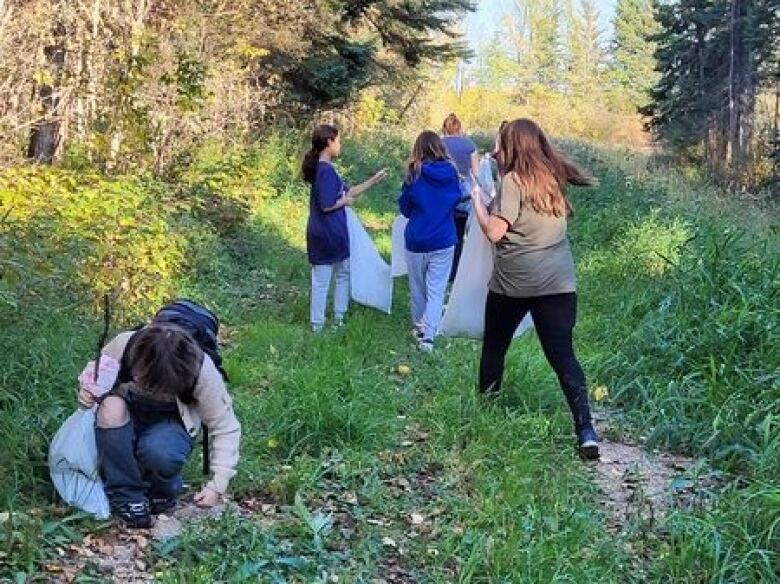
[405,247,454,340]
[310,260,350,328]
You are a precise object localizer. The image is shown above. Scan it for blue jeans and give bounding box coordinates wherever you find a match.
[96,394,194,505]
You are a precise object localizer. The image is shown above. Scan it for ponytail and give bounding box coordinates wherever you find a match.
[302,124,339,184]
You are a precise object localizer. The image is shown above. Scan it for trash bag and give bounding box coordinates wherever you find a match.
[49,408,110,519]
[439,219,533,339]
[346,208,393,314]
[476,155,496,201]
[390,215,409,277]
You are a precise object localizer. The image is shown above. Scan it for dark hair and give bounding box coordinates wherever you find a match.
[126,323,203,402]
[441,113,463,136]
[405,130,450,184]
[302,124,339,184]
[498,118,596,217]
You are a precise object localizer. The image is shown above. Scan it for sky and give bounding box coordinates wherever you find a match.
[464,0,617,50]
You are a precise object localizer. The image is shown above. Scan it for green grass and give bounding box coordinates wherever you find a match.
[1,131,777,581]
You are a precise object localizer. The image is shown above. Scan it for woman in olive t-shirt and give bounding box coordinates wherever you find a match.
[470,118,601,459]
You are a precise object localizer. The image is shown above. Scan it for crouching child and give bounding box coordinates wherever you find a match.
[78,306,241,528]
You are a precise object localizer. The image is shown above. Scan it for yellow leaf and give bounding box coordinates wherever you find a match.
[592,385,609,402]
[267,437,279,449]
[396,364,411,376]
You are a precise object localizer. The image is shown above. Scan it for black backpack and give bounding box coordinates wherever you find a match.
[116,299,227,475]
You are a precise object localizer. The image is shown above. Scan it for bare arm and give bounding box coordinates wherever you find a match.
[471,188,509,243]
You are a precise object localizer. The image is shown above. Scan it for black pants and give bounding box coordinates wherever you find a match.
[479,291,593,432]
[449,212,469,282]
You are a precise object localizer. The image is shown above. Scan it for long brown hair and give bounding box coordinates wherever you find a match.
[126,323,203,402]
[498,118,595,217]
[301,124,339,184]
[441,113,463,136]
[405,131,450,184]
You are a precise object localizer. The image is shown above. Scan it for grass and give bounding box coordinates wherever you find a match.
[0,130,777,581]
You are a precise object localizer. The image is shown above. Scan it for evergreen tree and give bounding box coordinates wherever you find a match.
[511,0,565,90]
[610,0,660,109]
[565,0,604,97]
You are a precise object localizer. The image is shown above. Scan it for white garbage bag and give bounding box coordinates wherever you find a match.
[390,215,408,277]
[346,208,393,314]
[439,220,533,339]
[476,155,496,201]
[49,407,110,519]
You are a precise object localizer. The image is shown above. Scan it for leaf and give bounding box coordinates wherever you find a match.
[410,513,424,525]
[381,536,397,547]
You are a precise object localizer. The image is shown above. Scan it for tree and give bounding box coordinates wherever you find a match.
[643,0,778,185]
[565,0,605,97]
[610,0,659,110]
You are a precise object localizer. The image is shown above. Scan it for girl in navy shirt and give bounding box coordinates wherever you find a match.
[399,131,461,352]
[301,125,386,331]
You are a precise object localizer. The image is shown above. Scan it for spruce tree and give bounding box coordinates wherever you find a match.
[610,0,660,110]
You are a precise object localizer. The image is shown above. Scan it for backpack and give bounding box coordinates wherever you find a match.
[115,299,227,475]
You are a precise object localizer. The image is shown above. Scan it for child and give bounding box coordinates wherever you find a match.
[301,124,387,332]
[78,322,241,528]
[399,131,462,352]
[470,118,600,458]
[440,113,480,281]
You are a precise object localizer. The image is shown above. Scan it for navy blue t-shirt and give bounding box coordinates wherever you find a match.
[306,162,350,265]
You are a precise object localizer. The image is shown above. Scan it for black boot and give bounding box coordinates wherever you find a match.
[112,500,152,528]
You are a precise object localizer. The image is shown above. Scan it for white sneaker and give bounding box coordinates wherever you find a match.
[418,338,434,353]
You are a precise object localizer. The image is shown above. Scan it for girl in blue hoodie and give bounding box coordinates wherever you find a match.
[399,131,462,352]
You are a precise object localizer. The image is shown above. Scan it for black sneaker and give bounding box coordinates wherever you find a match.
[150,496,177,515]
[577,426,600,460]
[113,501,152,528]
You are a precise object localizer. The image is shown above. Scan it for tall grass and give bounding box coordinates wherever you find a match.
[1,130,777,581]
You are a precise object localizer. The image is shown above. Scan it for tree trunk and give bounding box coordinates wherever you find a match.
[27,24,66,163]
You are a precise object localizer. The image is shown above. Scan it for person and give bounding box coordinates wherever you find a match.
[77,323,241,528]
[301,124,387,332]
[470,118,601,459]
[399,131,462,352]
[440,113,480,281]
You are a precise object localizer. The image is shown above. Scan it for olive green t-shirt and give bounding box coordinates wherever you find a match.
[488,173,576,298]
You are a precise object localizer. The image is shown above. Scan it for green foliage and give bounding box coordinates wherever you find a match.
[610,0,660,111]
[1,130,777,581]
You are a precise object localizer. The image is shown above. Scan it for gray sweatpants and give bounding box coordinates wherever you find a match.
[405,246,454,340]
[310,260,350,328]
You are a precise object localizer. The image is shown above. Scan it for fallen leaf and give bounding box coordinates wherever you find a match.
[592,385,609,402]
[410,513,424,525]
[267,437,280,449]
[395,364,411,376]
[381,536,397,547]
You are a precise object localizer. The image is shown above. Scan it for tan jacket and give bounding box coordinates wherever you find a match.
[102,331,241,494]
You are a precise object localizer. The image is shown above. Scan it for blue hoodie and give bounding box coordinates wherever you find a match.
[398,160,462,253]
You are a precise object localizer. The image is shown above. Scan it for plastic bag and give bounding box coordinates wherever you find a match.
[346,208,393,314]
[476,155,496,202]
[390,215,409,277]
[49,408,110,519]
[78,355,120,400]
[439,218,533,339]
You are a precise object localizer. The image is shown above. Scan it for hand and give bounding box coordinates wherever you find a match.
[77,388,96,409]
[194,486,221,507]
[371,169,388,185]
[342,195,356,207]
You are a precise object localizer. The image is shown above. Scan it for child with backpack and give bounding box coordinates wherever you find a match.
[301,124,387,332]
[399,131,462,352]
[77,301,241,528]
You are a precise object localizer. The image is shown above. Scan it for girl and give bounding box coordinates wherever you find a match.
[78,323,241,528]
[399,131,462,352]
[301,125,387,332]
[441,113,480,281]
[470,118,600,459]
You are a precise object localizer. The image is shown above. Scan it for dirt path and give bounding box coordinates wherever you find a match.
[588,409,719,533]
